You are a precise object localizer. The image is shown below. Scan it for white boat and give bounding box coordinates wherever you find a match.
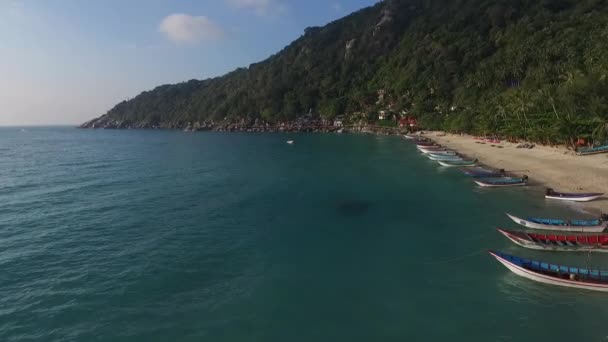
[419,149,448,155]
[544,189,604,202]
[437,160,476,167]
[426,150,457,156]
[287,140,294,145]
[474,177,527,188]
[428,154,463,161]
[416,146,443,152]
[489,251,608,292]
[505,213,607,232]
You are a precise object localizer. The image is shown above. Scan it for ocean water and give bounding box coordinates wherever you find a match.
[1,127,608,342]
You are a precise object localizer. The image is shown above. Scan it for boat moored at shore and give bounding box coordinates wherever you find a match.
[461,167,506,178]
[505,213,607,232]
[437,159,477,167]
[474,176,528,187]
[497,228,608,252]
[545,188,604,202]
[428,154,463,161]
[489,250,608,292]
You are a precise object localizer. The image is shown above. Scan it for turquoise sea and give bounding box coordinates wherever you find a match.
[2,127,608,341]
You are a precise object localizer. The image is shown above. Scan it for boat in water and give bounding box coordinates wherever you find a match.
[286,140,294,145]
[474,176,527,187]
[404,134,422,140]
[428,154,463,161]
[437,159,477,167]
[505,213,607,232]
[415,141,436,147]
[577,144,608,156]
[489,250,608,292]
[461,167,506,178]
[545,188,604,202]
[425,150,457,156]
[417,146,448,154]
[497,228,608,252]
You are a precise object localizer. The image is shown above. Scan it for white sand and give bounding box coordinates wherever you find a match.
[425,132,608,213]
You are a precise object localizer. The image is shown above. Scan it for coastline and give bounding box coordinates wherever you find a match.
[425,132,608,214]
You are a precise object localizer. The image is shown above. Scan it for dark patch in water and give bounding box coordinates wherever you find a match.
[337,200,371,216]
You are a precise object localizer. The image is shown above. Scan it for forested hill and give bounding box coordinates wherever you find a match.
[83,0,608,145]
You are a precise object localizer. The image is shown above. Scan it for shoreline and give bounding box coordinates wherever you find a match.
[424,132,608,214]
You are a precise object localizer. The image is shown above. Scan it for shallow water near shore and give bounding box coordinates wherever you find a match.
[1,127,608,341]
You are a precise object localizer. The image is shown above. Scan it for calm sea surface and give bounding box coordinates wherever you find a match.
[1,127,608,341]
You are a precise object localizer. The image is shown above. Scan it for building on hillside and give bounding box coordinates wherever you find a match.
[333,116,345,127]
[377,89,386,104]
[378,110,388,120]
[399,116,418,128]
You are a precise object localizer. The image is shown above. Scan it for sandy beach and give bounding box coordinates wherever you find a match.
[425,132,608,214]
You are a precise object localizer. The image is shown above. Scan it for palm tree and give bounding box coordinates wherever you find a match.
[592,119,608,146]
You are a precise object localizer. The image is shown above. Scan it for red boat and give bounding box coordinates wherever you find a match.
[497,228,608,252]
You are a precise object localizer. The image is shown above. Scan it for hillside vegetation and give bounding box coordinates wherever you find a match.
[83,0,608,146]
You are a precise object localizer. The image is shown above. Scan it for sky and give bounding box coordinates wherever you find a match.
[0,0,378,125]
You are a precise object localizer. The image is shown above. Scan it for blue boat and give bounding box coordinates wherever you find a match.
[576,144,608,156]
[505,213,608,232]
[474,176,528,187]
[461,167,505,178]
[489,251,608,292]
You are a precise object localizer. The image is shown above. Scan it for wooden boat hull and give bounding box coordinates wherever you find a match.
[428,155,463,161]
[474,179,526,187]
[545,194,604,202]
[437,160,476,167]
[426,151,456,156]
[415,142,435,147]
[497,228,608,252]
[489,251,608,292]
[417,147,446,154]
[505,213,607,232]
[576,145,608,156]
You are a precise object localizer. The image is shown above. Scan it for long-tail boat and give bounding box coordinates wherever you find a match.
[545,188,604,202]
[505,213,607,232]
[474,176,527,187]
[437,159,477,167]
[417,146,447,154]
[414,141,436,147]
[461,167,506,178]
[489,250,608,292]
[497,228,608,252]
[428,154,463,161]
[576,144,608,156]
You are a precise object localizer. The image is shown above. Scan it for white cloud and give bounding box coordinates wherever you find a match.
[159,14,224,45]
[225,0,286,15]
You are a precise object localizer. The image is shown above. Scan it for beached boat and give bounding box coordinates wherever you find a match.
[426,150,456,156]
[414,141,436,147]
[474,177,527,187]
[437,160,477,167]
[404,134,420,140]
[496,228,608,252]
[417,146,445,153]
[545,188,604,202]
[489,250,608,292]
[577,144,608,156]
[461,167,505,178]
[505,213,607,232]
[428,154,463,161]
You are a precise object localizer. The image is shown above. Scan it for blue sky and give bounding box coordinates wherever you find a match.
[0,0,378,125]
